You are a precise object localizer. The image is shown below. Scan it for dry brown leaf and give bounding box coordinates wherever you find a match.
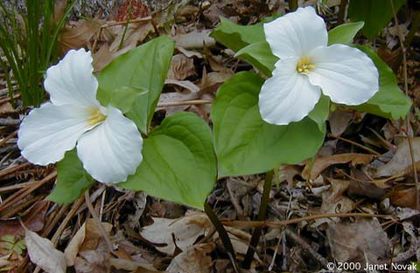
[314,179,354,226]
[375,137,420,177]
[166,243,215,273]
[390,187,418,209]
[79,219,113,252]
[327,219,390,263]
[173,30,215,49]
[303,153,375,180]
[74,240,110,273]
[140,212,211,255]
[59,19,103,52]
[167,54,196,80]
[24,228,66,273]
[328,110,353,137]
[64,223,86,266]
[0,201,48,238]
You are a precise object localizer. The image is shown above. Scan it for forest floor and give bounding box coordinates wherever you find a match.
[0,0,419,272]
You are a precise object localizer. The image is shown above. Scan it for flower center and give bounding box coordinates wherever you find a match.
[296,57,315,74]
[87,108,106,126]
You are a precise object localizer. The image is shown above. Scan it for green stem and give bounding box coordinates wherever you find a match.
[204,202,240,273]
[289,0,298,11]
[242,170,273,269]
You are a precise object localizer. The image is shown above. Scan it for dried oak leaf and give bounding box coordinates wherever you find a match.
[327,219,390,263]
[140,212,211,255]
[166,243,215,273]
[303,153,374,180]
[375,137,420,177]
[168,54,197,80]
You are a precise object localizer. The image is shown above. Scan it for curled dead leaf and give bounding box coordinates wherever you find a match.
[166,243,215,273]
[303,153,375,180]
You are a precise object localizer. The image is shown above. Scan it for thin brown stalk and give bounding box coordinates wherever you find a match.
[390,0,419,209]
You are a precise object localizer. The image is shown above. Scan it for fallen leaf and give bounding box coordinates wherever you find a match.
[313,179,354,227]
[74,240,110,273]
[390,187,418,209]
[173,30,215,49]
[327,219,390,263]
[166,243,215,273]
[59,19,103,52]
[0,201,48,238]
[303,153,375,180]
[24,228,66,273]
[140,212,211,255]
[376,138,420,177]
[64,223,86,266]
[328,110,353,137]
[167,54,196,80]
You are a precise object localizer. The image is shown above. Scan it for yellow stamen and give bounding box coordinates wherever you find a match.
[296,57,315,74]
[87,108,106,126]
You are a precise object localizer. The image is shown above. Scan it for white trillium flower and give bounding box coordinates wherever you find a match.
[17,49,143,184]
[259,6,379,125]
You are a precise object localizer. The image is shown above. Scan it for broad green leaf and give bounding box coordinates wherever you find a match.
[353,46,411,119]
[235,41,277,76]
[211,17,264,52]
[121,112,217,209]
[308,95,330,129]
[212,72,325,177]
[348,0,405,39]
[328,21,365,45]
[109,86,149,113]
[48,150,94,204]
[97,36,175,134]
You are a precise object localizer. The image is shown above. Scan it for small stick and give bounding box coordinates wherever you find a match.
[221,212,393,229]
[285,228,329,267]
[390,0,419,209]
[329,134,381,156]
[84,191,114,253]
[157,99,212,108]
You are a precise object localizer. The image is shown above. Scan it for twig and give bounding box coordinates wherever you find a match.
[84,191,114,253]
[390,0,419,209]
[221,212,392,229]
[156,99,212,108]
[285,228,329,268]
[242,171,273,269]
[329,134,381,156]
[337,0,349,24]
[0,130,17,147]
[204,202,240,273]
[0,117,19,126]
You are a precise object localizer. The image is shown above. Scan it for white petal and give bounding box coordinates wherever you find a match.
[18,103,92,165]
[264,6,327,59]
[44,49,100,107]
[259,58,321,125]
[76,106,143,184]
[307,44,379,105]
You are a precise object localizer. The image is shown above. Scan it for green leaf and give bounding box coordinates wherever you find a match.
[211,17,264,52]
[109,86,149,113]
[211,72,325,177]
[348,0,405,39]
[121,112,217,209]
[48,150,94,204]
[97,36,175,134]
[328,21,365,45]
[235,41,277,76]
[353,46,412,119]
[308,95,330,129]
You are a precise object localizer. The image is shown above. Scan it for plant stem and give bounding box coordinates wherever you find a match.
[242,170,273,269]
[289,0,298,11]
[204,202,240,273]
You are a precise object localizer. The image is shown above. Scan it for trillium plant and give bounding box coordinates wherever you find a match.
[17,6,411,210]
